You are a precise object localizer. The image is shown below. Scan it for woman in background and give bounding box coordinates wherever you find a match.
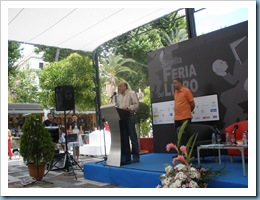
[8,129,13,160]
[69,115,83,161]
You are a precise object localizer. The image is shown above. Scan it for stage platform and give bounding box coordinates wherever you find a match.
[84,153,248,188]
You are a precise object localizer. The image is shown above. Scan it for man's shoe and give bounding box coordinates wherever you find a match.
[121,160,132,165]
[132,158,140,163]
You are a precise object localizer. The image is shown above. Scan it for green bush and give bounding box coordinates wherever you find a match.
[20,114,54,164]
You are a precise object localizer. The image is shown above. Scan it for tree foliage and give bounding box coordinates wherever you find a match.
[8,41,22,76]
[101,12,187,91]
[100,54,137,96]
[161,28,188,46]
[138,86,153,137]
[39,53,95,111]
[34,45,91,62]
[8,66,40,103]
[135,102,150,124]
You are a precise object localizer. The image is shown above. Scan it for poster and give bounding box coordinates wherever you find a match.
[152,94,219,125]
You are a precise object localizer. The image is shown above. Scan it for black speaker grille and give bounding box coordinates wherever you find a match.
[55,85,75,111]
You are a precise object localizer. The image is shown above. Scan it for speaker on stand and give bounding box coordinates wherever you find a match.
[55,85,75,111]
[45,85,83,180]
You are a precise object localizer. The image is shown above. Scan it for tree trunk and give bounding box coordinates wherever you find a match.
[54,48,60,62]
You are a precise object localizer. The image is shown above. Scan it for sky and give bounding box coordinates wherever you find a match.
[19,7,248,57]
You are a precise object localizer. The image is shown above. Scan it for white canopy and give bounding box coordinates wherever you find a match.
[7,2,181,52]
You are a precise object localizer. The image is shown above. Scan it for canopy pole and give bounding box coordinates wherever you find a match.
[185,8,197,38]
[92,50,102,130]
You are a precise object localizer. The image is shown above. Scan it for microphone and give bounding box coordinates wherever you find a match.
[232,124,239,144]
[214,125,221,134]
[109,92,117,100]
[232,125,239,134]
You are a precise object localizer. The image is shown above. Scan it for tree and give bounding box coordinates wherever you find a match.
[8,65,40,103]
[105,27,164,91]
[39,53,95,111]
[8,41,22,76]
[135,102,151,137]
[101,12,187,91]
[161,28,188,46]
[34,45,91,62]
[99,53,137,97]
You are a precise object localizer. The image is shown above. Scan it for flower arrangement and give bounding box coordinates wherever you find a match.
[157,120,221,188]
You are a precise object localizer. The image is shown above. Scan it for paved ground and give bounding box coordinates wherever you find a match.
[8,153,120,188]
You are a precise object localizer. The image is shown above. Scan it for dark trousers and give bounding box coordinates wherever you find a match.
[120,116,139,163]
[174,118,191,146]
[128,116,139,160]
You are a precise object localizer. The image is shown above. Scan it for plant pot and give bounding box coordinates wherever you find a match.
[27,163,46,181]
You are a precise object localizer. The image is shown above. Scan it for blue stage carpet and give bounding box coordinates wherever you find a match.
[84,153,248,188]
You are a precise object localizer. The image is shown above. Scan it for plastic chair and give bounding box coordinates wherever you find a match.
[224,120,248,162]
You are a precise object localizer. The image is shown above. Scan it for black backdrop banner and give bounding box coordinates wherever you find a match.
[148,21,248,152]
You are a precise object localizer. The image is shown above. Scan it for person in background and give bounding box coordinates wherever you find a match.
[117,81,140,164]
[58,126,66,151]
[104,121,110,132]
[69,114,83,161]
[8,129,13,160]
[43,113,57,127]
[173,78,195,144]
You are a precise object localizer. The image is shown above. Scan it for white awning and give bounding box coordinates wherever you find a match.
[7,2,181,52]
[8,103,44,114]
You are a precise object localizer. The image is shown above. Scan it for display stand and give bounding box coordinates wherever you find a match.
[100,104,130,167]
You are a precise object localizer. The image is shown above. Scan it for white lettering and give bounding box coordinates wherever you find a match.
[170,64,197,80]
[164,83,171,96]
[189,79,198,92]
[163,67,171,82]
[178,67,185,78]
[163,66,171,82]
[190,64,197,77]
[171,68,178,79]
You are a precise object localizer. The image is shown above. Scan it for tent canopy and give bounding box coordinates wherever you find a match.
[8,7,180,52]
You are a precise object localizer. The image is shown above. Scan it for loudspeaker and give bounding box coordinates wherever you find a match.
[55,85,75,111]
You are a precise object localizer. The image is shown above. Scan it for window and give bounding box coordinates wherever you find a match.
[39,62,44,70]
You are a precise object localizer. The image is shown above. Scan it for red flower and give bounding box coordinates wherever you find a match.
[172,155,188,165]
[166,143,178,152]
[180,145,187,157]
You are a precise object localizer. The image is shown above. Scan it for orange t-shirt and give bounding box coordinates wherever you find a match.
[174,87,194,120]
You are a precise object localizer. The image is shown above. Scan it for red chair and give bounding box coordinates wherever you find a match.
[140,137,154,153]
[224,120,248,162]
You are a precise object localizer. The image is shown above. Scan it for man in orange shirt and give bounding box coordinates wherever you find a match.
[173,78,195,138]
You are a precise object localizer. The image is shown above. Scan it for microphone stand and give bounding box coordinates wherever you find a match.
[95,116,108,165]
[232,126,238,145]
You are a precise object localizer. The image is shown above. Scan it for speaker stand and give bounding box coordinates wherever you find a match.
[45,110,83,180]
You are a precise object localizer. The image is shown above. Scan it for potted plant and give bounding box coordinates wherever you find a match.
[20,113,54,180]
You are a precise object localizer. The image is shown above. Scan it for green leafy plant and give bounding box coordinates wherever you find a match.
[20,114,54,164]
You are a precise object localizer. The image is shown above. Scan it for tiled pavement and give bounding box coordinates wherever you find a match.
[8,154,120,188]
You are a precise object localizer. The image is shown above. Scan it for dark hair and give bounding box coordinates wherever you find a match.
[125,83,128,89]
[173,78,183,84]
[47,113,52,116]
